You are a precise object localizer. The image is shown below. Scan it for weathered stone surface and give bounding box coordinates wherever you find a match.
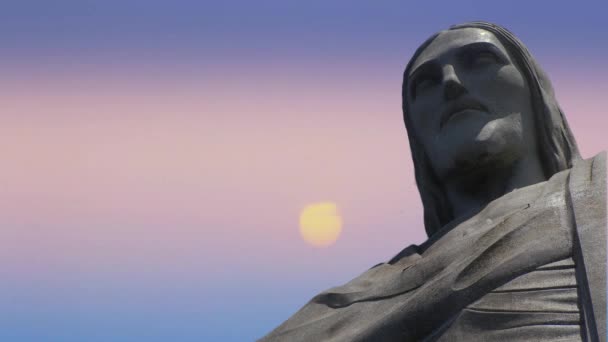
[260,21,606,342]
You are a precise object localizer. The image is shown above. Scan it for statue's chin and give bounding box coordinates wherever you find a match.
[452,141,519,174]
[433,115,525,179]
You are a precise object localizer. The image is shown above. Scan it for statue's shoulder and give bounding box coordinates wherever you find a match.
[592,151,606,181]
[569,151,606,342]
[570,151,606,189]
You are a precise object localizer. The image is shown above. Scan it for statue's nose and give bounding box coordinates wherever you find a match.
[442,65,466,101]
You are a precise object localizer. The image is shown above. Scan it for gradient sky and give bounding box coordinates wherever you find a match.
[1,1,607,341]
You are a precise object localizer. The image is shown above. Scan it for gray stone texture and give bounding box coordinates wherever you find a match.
[260,21,606,341]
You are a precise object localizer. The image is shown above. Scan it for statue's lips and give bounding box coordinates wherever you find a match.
[440,99,488,129]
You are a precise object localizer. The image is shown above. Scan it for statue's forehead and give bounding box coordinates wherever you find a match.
[409,28,504,75]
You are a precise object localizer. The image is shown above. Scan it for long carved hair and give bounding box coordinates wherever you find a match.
[401,21,581,237]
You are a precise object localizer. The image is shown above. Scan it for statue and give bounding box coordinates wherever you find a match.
[260,22,606,342]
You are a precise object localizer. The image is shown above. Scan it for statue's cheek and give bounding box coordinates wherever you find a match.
[494,64,528,91]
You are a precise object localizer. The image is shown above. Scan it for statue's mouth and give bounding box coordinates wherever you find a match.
[440,98,488,129]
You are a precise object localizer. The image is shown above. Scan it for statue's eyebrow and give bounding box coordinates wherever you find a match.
[408,41,507,99]
[409,59,439,83]
[454,42,507,62]
[410,41,506,79]
[408,59,441,99]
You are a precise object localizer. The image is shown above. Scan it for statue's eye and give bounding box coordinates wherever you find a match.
[412,76,437,98]
[471,50,499,66]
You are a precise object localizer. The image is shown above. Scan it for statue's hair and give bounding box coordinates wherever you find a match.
[402,21,581,237]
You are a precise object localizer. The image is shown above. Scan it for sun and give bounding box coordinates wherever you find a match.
[299,202,343,247]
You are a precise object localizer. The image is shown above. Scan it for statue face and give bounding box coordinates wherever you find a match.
[406,28,537,180]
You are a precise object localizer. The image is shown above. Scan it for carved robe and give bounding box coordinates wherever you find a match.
[260,153,606,342]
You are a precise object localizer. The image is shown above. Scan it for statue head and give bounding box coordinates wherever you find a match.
[402,21,580,237]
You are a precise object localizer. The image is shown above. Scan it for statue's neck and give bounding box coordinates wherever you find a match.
[443,153,546,221]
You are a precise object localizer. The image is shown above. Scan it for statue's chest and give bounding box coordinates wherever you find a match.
[432,175,582,341]
[434,256,582,341]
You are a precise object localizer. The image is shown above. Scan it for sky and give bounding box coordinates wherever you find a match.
[1,1,607,341]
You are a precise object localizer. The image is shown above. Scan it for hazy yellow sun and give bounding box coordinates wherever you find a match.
[299,202,342,247]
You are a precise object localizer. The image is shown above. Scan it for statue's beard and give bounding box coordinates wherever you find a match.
[432,112,525,182]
